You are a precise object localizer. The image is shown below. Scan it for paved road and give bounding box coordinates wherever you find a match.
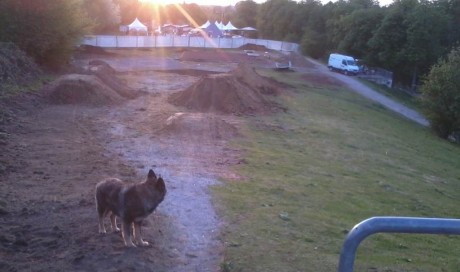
[306,57,430,127]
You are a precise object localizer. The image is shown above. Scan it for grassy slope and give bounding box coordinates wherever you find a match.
[213,70,460,272]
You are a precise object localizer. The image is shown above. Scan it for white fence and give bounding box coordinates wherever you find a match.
[81,35,299,52]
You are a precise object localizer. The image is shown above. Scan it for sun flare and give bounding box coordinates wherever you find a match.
[139,0,243,5]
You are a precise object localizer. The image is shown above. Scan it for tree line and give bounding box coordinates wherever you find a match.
[0,0,458,140]
[250,0,460,87]
[1,0,459,83]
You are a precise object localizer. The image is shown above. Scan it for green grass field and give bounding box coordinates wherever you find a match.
[213,69,460,272]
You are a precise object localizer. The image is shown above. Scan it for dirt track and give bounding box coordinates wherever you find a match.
[0,48,428,272]
[0,49,279,272]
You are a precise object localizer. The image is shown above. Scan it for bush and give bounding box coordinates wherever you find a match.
[0,0,91,68]
[420,47,460,141]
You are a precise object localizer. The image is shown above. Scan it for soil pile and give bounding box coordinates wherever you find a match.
[44,60,140,106]
[87,60,139,99]
[239,43,268,51]
[168,64,284,115]
[0,42,41,89]
[160,112,239,140]
[232,64,282,95]
[44,74,124,106]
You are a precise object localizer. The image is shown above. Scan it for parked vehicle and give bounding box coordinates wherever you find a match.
[328,53,360,75]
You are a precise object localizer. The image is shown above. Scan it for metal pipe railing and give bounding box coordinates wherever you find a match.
[338,216,460,272]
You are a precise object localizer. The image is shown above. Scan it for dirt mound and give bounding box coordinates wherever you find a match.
[239,43,268,51]
[232,64,283,95]
[87,60,140,99]
[168,64,283,115]
[160,112,239,140]
[0,42,42,89]
[43,60,140,106]
[44,74,124,105]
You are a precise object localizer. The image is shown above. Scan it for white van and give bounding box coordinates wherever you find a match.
[328,53,360,75]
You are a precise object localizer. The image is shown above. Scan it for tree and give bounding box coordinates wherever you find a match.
[336,7,384,58]
[367,0,415,75]
[301,27,328,59]
[300,0,329,58]
[420,46,460,140]
[367,0,450,86]
[83,0,121,33]
[257,0,302,41]
[113,0,140,25]
[233,0,258,27]
[0,0,91,68]
[403,0,449,89]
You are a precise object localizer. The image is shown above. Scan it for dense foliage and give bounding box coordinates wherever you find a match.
[84,0,121,33]
[255,0,460,85]
[0,0,91,68]
[420,47,460,140]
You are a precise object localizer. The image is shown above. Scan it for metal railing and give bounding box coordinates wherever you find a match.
[338,216,460,272]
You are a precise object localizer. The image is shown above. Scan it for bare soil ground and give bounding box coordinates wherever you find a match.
[0,46,427,271]
[0,48,289,272]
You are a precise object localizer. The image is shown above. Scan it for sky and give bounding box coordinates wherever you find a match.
[141,0,394,7]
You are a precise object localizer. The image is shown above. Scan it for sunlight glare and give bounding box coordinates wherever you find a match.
[140,0,260,5]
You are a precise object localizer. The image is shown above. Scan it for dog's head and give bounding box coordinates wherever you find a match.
[147,169,157,182]
[146,169,167,200]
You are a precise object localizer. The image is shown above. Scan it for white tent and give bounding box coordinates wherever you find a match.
[223,21,239,31]
[241,26,257,31]
[200,20,210,29]
[128,18,148,33]
[216,21,225,30]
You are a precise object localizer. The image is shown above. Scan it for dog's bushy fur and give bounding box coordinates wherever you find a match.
[95,169,166,247]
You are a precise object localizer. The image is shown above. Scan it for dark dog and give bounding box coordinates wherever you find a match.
[95,169,166,247]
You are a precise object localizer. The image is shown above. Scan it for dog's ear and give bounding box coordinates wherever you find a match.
[156,177,166,193]
[147,169,157,180]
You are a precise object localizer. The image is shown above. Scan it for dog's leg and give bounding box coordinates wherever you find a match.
[98,214,107,234]
[133,222,149,246]
[98,218,107,234]
[110,213,120,232]
[121,220,136,247]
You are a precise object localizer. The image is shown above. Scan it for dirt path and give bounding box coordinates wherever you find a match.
[0,61,243,271]
[303,57,430,127]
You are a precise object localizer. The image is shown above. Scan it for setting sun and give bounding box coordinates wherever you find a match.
[139,0,265,5]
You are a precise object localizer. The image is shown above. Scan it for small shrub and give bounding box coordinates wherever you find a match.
[420,47,460,141]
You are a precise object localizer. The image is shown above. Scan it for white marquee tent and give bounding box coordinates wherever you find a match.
[216,21,225,30]
[241,26,257,31]
[223,21,239,31]
[200,20,211,28]
[128,18,148,33]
